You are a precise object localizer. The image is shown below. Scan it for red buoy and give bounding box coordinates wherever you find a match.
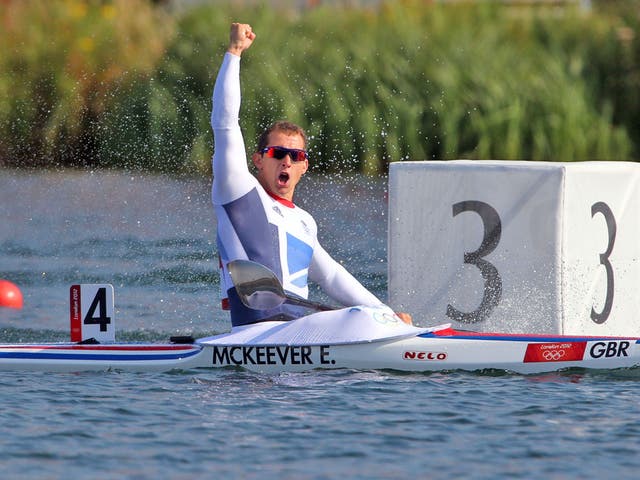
[0,280,23,309]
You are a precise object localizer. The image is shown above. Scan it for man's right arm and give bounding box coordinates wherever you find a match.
[211,23,257,205]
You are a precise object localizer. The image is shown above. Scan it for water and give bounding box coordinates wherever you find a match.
[1,170,640,479]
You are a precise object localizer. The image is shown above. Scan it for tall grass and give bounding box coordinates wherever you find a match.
[0,0,173,167]
[0,0,638,173]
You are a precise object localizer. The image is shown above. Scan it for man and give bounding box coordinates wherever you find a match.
[211,22,411,327]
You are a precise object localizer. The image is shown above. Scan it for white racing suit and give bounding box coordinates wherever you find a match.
[211,53,382,326]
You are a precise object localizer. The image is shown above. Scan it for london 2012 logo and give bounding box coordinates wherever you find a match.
[542,349,565,361]
[523,342,587,363]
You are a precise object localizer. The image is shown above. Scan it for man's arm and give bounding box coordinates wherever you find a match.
[309,244,413,325]
[309,243,382,308]
[211,23,257,205]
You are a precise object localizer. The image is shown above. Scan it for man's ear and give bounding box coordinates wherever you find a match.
[301,159,309,175]
[251,152,262,170]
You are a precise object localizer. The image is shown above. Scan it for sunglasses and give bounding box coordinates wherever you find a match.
[261,146,308,163]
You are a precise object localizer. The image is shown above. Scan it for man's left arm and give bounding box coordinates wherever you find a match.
[308,244,383,308]
[309,244,413,325]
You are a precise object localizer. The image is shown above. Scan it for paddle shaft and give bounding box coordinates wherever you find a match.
[281,294,336,312]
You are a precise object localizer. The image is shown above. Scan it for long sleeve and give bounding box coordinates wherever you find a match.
[211,52,256,205]
[309,243,383,308]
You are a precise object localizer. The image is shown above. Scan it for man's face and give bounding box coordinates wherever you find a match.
[252,130,308,202]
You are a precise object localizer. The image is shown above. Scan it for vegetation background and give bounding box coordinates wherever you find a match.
[1,0,639,174]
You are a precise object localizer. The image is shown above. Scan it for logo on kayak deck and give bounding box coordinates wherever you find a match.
[373,311,400,325]
[403,351,447,361]
[523,342,586,363]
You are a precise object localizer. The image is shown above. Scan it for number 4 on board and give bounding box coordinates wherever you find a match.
[84,287,111,332]
[69,284,115,343]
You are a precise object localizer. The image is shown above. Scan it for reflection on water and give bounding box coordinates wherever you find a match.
[0,169,388,337]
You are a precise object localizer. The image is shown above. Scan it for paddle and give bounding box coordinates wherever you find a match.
[227,259,336,312]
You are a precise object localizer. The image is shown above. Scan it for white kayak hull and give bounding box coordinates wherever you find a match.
[204,329,640,374]
[0,328,639,374]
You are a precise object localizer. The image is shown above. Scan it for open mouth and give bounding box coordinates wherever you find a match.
[278,172,290,186]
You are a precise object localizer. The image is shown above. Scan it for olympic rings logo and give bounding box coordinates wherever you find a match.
[372,311,400,325]
[542,350,566,361]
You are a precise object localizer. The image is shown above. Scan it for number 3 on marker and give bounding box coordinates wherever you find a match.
[447,201,503,324]
[591,201,616,324]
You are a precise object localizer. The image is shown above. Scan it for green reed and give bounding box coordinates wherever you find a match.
[0,0,638,173]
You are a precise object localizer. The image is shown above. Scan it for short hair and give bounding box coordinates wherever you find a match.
[256,121,307,153]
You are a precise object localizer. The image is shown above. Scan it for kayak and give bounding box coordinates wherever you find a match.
[0,326,638,374]
[2,260,638,374]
